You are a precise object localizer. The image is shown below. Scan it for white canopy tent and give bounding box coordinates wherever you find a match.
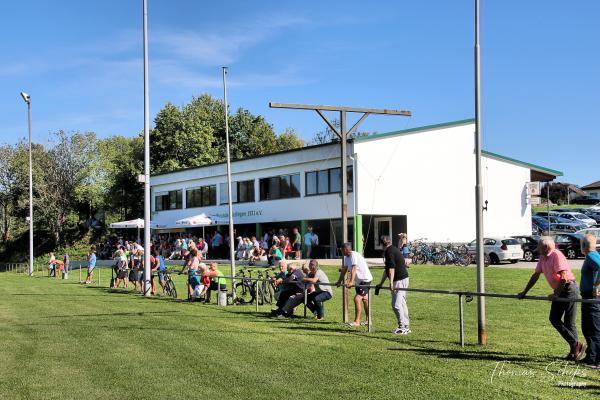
[109,218,159,242]
[175,213,216,238]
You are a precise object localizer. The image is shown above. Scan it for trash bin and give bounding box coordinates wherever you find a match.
[218,290,227,306]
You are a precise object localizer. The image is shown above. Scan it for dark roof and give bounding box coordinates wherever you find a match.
[582,180,600,190]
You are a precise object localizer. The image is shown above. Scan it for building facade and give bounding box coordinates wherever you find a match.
[150,119,562,257]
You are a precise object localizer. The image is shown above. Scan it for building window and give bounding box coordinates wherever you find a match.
[259,173,301,201]
[219,179,255,204]
[155,190,182,211]
[305,166,353,196]
[186,185,216,208]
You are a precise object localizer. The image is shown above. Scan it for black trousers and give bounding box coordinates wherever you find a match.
[581,291,600,364]
[277,290,302,311]
[281,292,305,315]
[549,283,579,349]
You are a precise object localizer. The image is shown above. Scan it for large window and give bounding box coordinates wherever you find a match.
[259,174,300,201]
[306,166,353,196]
[155,190,182,211]
[186,185,216,208]
[219,179,255,204]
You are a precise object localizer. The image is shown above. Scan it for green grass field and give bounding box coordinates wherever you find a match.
[1,265,599,399]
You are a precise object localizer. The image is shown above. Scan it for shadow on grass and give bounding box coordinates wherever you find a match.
[386,346,552,363]
[39,310,181,319]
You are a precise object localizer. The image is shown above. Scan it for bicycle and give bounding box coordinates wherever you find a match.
[162,269,178,300]
[255,268,277,305]
[233,268,257,304]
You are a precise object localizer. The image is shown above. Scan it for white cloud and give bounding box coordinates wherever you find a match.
[151,13,307,66]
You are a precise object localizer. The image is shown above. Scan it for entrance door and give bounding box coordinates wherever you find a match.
[330,219,354,257]
[373,217,392,250]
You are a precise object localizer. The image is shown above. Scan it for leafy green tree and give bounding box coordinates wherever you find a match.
[98,135,144,221]
[151,94,304,174]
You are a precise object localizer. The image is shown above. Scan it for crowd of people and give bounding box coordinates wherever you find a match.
[94,225,322,264]
[46,227,600,368]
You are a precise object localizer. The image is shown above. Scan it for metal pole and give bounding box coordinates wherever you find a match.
[222,67,236,301]
[547,183,551,235]
[459,294,465,347]
[217,280,221,305]
[303,288,307,318]
[26,100,34,277]
[367,288,372,333]
[255,279,259,313]
[474,0,487,346]
[340,110,349,324]
[142,0,152,297]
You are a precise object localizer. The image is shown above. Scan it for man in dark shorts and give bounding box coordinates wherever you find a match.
[376,236,411,334]
[336,243,373,327]
[291,227,302,260]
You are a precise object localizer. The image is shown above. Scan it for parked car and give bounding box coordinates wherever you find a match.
[535,211,559,218]
[467,237,523,264]
[575,228,600,248]
[512,235,540,262]
[580,210,600,224]
[556,212,597,227]
[531,216,574,234]
[553,233,585,259]
[548,216,588,232]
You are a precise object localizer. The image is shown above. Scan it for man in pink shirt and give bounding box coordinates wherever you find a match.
[518,236,585,360]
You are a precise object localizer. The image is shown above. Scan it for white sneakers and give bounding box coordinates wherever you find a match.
[392,327,411,335]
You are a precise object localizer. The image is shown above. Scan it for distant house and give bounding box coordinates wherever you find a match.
[581,181,600,199]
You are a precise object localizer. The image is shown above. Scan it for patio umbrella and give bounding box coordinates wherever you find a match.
[109,218,159,242]
[175,213,215,238]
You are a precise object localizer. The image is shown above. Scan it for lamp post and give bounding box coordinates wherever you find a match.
[222,67,236,299]
[20,92,34,277]
[474,0,487,345]
[142,0,151,296]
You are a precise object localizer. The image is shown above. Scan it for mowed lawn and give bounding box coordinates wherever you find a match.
[1,264,599,400]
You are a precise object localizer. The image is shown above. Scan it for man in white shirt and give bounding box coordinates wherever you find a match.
[336,242,373,327]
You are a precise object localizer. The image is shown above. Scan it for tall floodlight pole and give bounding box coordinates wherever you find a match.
[20,92,34,276]
[474,0,487,345]
[142,0,151,296]
[269,103,411,322]
[223,67,236,298]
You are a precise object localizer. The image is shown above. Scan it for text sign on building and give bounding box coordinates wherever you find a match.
[529,196,542,205]
[527,182,541,196]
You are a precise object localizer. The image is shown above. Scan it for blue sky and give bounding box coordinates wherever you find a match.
[1,0,598,185]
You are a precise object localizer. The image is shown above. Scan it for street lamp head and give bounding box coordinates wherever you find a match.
[20,92,30,103]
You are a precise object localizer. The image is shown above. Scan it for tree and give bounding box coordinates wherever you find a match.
[151,94,304,174]
[0,145,18,242]
[98,135,144,221]
[310,118,375,144]
[541,182,569,205]
[33,131,99,246]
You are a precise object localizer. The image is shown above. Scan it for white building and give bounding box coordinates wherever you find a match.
[150,119,562,257]
[580,181,600,199]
